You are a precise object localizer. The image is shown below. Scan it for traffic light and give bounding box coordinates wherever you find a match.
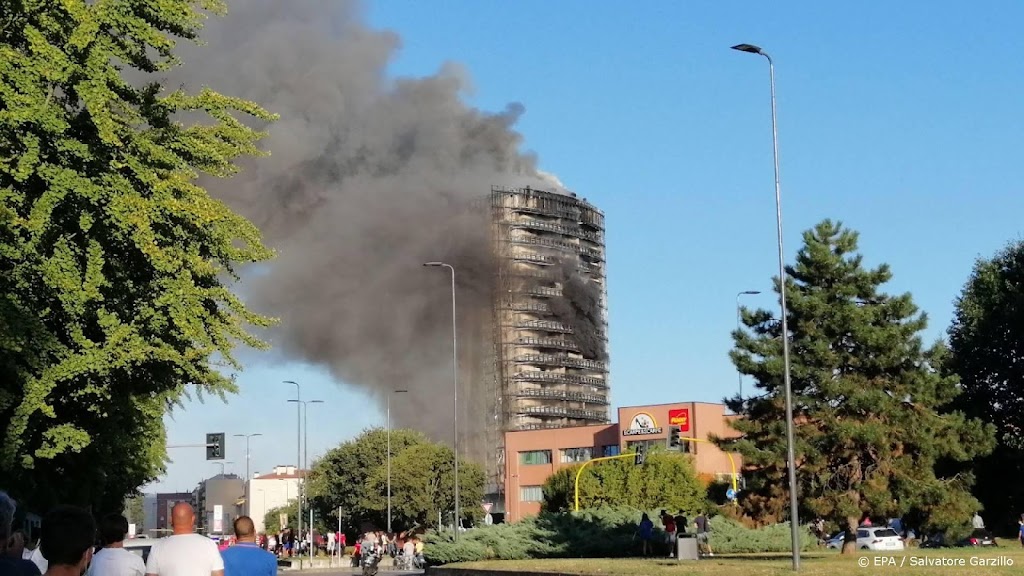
[206,433,225,460]
[667,425,681,450]
[633,443,646,466]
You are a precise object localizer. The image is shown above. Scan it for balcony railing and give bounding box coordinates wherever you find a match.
[508,203,581,220]
[512,252,557,265]
[512,371,607,388]
[514,320,573,333]
[512,337,578,351]
[519,286,562,298]
[514,354,607,371]
[512,387,609,404]
[505,236,605,262]
[514,404,608,421]
[501,219,601,242]
[504,302,550,313]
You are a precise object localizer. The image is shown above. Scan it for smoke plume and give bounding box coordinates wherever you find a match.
[169,0,567,444]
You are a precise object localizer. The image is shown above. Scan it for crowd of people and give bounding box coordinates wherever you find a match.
[637,509,714,558]
[2,490,277,576]
[352,531,425,570]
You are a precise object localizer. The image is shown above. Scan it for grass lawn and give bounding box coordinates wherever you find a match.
[448,546,1024,575]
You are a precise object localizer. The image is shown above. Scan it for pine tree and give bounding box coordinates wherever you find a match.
[722,219,994,553]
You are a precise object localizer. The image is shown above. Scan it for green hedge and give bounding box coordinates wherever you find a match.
[422,507,816,565]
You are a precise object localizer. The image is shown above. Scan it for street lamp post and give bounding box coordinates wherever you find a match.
[423,261,460,540]
[731,42,801,571]
[288,397,324,559]
[234,433,263,516]
[213,461,234,476]
[387,389,409,533]
[736,290,762,399]
[283,381,303,544]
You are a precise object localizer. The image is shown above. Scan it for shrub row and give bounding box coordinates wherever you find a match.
[422,506,816,565]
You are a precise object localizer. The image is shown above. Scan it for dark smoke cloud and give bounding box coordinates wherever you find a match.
[550,260,608,362]
[167,0,565,444]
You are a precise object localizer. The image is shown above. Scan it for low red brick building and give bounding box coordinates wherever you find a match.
[503,402,741,522]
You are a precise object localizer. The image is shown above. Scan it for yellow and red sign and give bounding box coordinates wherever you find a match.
[668,408,690,432]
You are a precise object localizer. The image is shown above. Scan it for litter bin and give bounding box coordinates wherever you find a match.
[676,533,699,561]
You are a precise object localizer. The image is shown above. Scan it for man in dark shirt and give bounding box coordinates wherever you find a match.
[221,517,276,576]
[673,511,688,534]
[1,491,41,576]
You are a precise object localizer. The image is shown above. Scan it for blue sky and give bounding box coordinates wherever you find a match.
[146,1,1024,492]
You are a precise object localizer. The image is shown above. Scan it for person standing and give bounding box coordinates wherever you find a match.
[220,517,275,576]
[144,503,223,576]
[0,491,40,576]
[87,514,145,576]
[637,513,654,557]
[38,506,95,576]
[694,511,713,557]
[659,510,676,557]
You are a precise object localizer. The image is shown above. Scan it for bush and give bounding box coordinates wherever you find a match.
[702,516,817,554]
[421,506,817,565]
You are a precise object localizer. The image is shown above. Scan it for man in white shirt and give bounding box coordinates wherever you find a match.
[145,503,223,576]
[88,514,145,576]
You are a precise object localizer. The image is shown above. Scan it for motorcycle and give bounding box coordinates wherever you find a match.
[360,543,383,576]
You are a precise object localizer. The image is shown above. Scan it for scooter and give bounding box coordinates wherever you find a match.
[360,543,383,576]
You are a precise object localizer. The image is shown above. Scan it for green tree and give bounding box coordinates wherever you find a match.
[308,428,484,532]
[0,1,276,512]
[123,495,145,529]
[365,441,485,531]
[722,220,994,553]
[541,450,704,514]
[948,240,1024,532]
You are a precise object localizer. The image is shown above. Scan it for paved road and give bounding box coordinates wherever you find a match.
[296,565,423,569]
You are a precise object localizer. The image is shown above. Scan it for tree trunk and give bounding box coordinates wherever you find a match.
[841,516,860,554]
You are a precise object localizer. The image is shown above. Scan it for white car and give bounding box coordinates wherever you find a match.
[122,539,153,563]
[857,527,905,551]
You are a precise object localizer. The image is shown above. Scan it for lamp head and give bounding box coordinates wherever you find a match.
[742,290,762,295]
[731,43,763,55]
[423,262,443,267]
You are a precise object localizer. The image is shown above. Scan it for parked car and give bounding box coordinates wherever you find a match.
[857,527,905,551]
[958,529,997,547]
[123,539,153,563]
[825,532,846,549]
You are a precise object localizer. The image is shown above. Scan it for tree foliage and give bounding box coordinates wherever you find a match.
[948,239,1024,532]
[0,0,276,512]
[721,219,994,553]
[307,428,485,533]
[541,450,705,514]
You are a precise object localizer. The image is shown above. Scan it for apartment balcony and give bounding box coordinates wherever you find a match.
[513,320,573,333]
[514,404,608,421]
[518,286,562,298]
[503,302,551,313]
[512,387,609,405]
[512,252,557,266]
[512,371,607,388]
[514,354,607,371]
[512,337,578,351]
[501,219,601,243]
[505,236,605,262]
[508,203,581,220]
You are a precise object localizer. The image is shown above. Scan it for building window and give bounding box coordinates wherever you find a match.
[626,440,658,452]
[602,445,620,457]
[520,486,544,502]
[561,447,592,463]
[519,450,552,465]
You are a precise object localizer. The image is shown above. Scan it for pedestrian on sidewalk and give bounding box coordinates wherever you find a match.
[144,503,223,576]
[221,517,275,576]
[87,514,145,576]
